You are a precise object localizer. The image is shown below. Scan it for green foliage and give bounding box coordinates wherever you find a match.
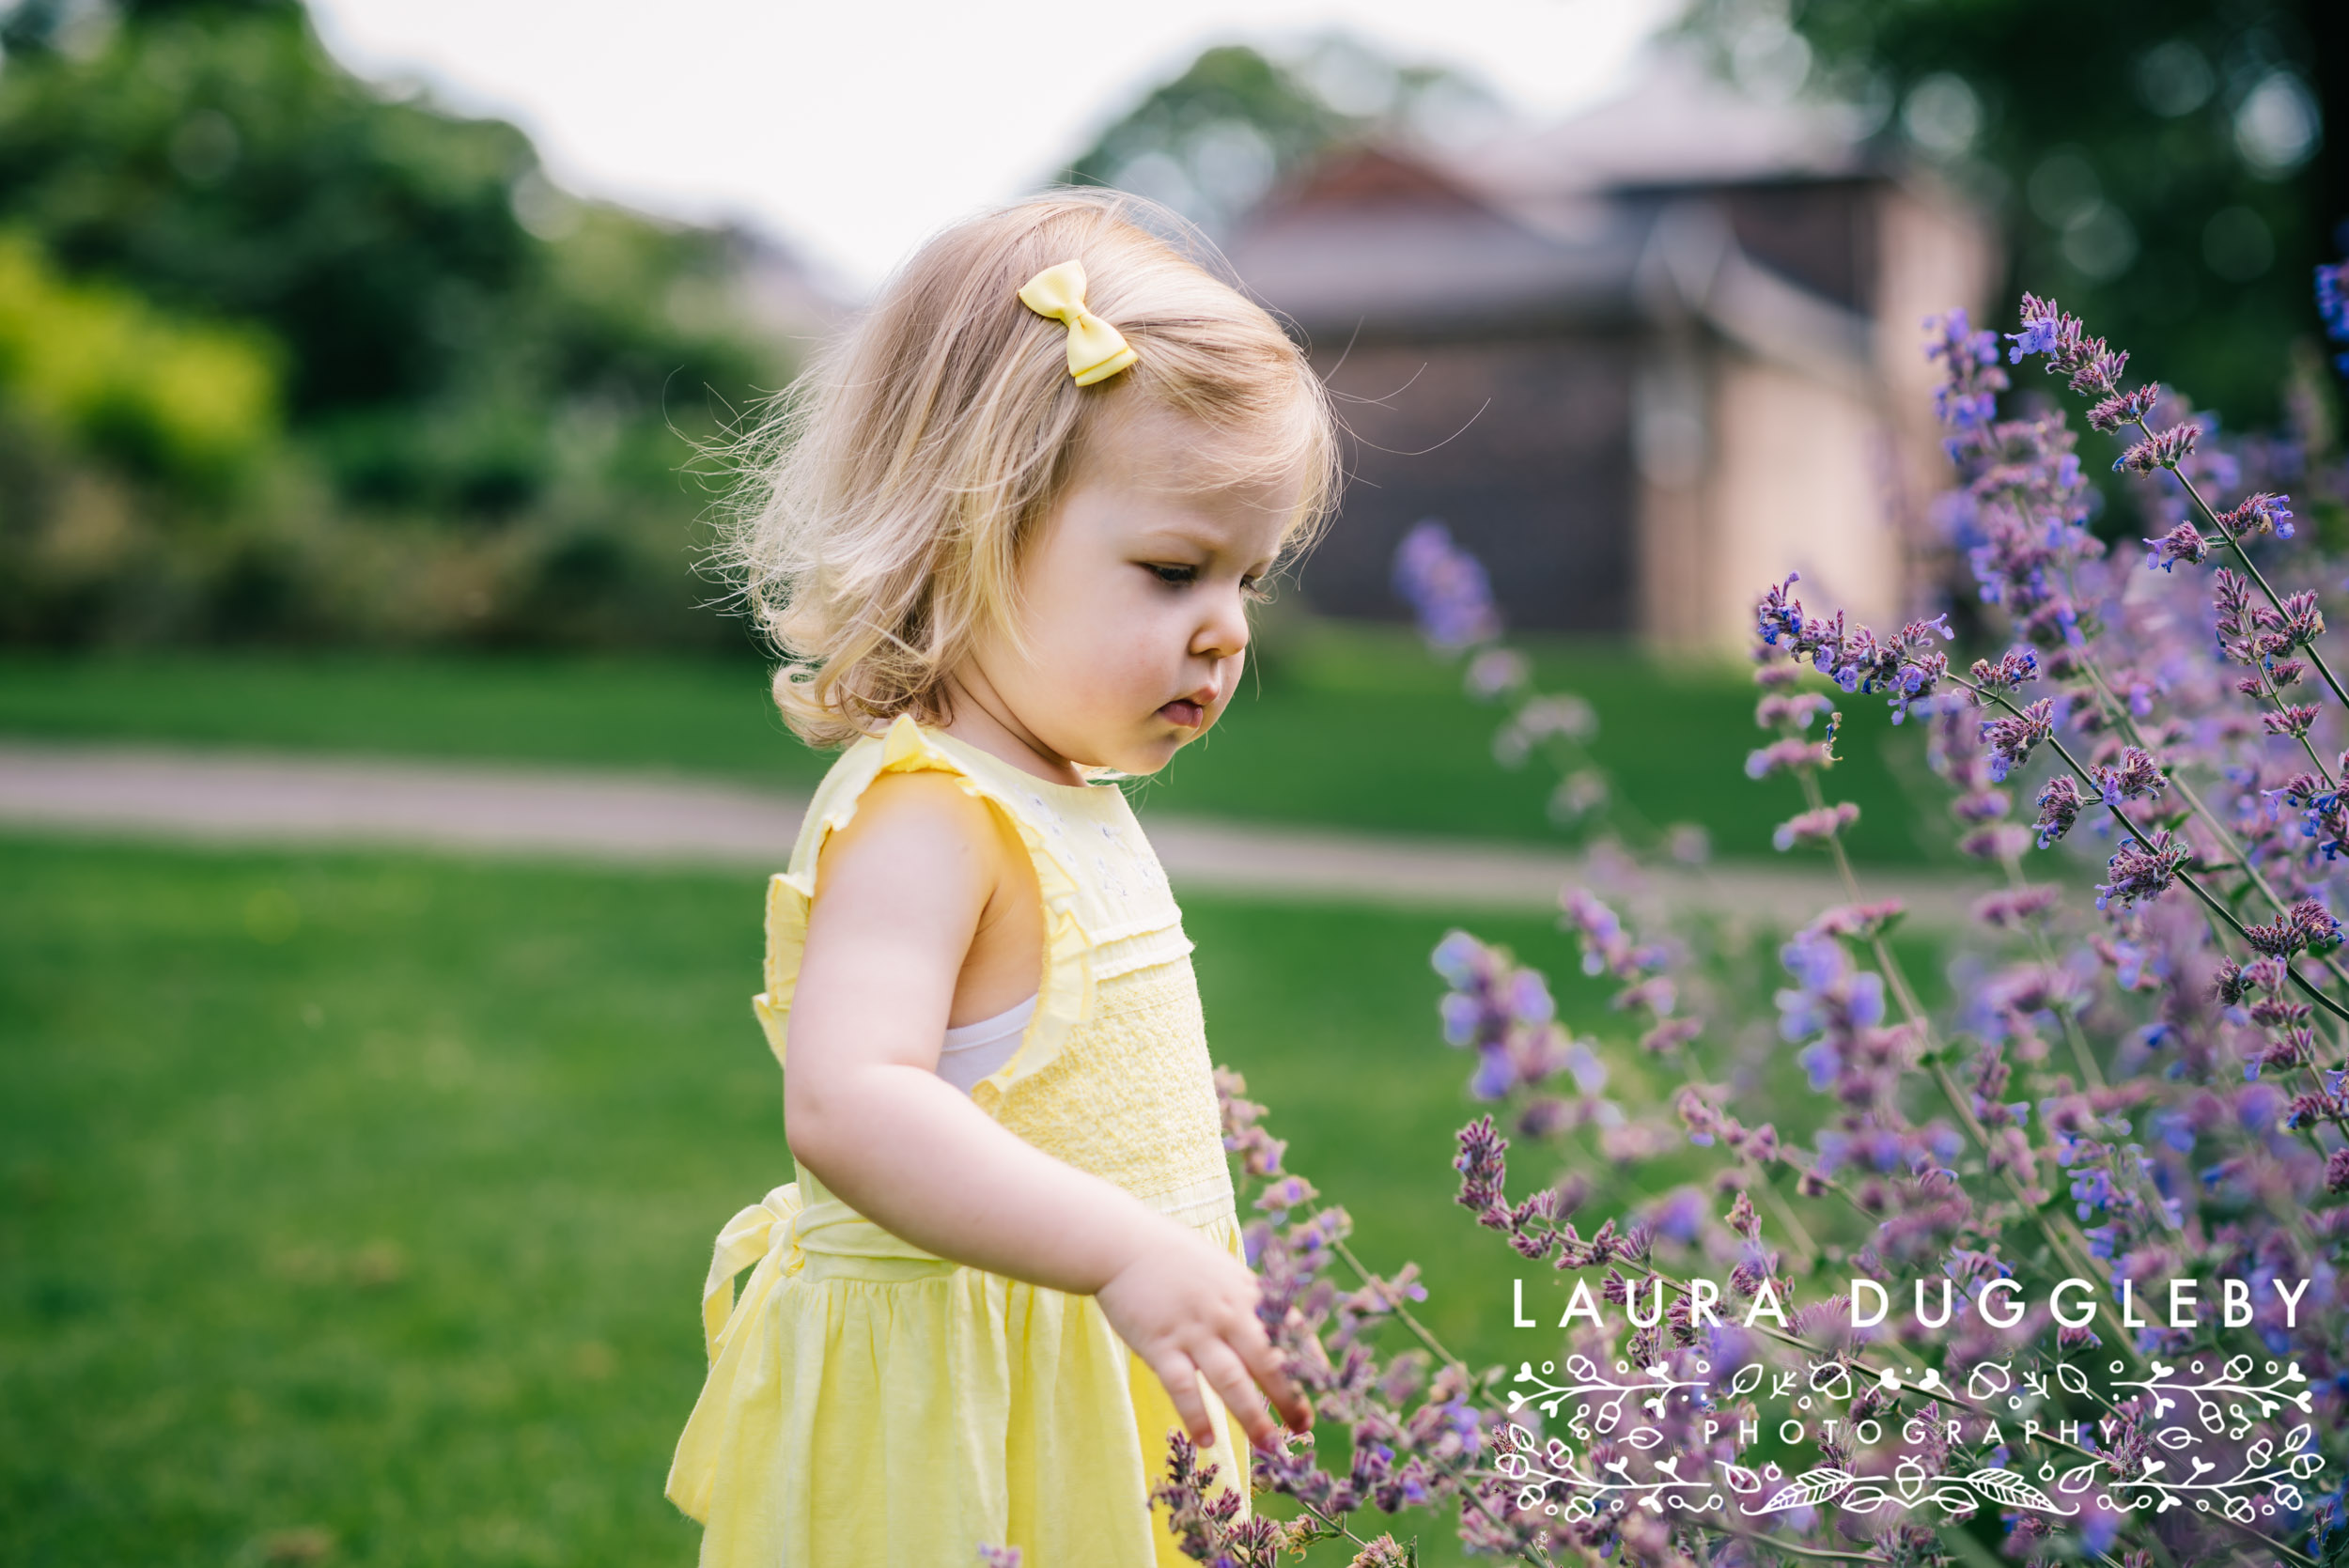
[0,0,794,650]
[1677,0,2338,428]
[0,225,280,483]
[1065,45,1352,229]
[0,2,773,498]
[1062,39,1501,232]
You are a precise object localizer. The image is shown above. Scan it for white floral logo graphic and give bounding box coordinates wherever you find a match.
[1494,1351,2326,1528]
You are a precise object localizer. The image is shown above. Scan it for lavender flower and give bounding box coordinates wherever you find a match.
[2243,896,2341,957]
[1391,519,1500,651]
[2319,258,2349,374]
[1320,278,2349,1568]
[1754,574,1953,722]
[1773,801,1858,852]
[1926,307,2005,428]
[1970,646,2041,693]
[2113,421,2201,474]
[2215,489,2295,540]
[1428,928,1603,1110]
[1216,1066,1286,1178]
[1974,883,2062,928]
[1148,1431,1262,1566]
[2004,315,2061,365]
[2007,291,2130,398]
[2032,773,2085,848]
[2088,383,2163,433]
[1745,736,1829,779]
[1464,646,1530,699]
[2093,747,2167,805]
[2142,522,2208,571]
[1980,699,2054,782]
[2094,829,2190,911]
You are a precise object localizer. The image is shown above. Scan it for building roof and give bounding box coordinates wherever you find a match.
[1226,147,1646,340]
[1223,51,1885,372]
[1455,47,1868,219]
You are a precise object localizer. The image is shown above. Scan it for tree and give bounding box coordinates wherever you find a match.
[1061,38,1502,235]
[0,0,773,515]
[1677,0,2338,429]
[0,0,795,648]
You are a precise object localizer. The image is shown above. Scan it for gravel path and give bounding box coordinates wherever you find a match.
[0,740,1992,920]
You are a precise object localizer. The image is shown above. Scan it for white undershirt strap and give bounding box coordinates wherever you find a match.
[934,993,1040,1094]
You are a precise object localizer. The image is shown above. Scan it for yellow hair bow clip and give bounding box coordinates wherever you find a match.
[1018,259,1138,386]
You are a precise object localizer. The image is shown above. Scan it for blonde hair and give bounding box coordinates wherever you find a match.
[719,187,1340,749]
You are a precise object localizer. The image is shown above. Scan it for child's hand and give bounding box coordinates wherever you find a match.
[1095,1218,1314,1452]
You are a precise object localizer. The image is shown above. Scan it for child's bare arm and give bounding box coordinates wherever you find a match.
[782,770,1309,1446]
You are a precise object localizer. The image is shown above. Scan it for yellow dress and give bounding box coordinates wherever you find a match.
[666,714,1252,1566]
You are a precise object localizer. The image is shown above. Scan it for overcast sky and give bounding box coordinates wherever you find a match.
[308,0,1677,293]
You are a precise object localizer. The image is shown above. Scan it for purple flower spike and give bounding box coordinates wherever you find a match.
[2088,382,2163,433]
[2216,490,2295,541]
[1969,646,2041,693]
[2093,747,2167,806]
[1391,519,1501,651]
[2112,421,2201,474]
[2094,829,2190,910]
[1429,929,1492,989]
[2012,292,2131,396]
[2005,317,2061,364]
[2142,522,2209,571]
[2245,896,2342,957]
[2033,773,2084,847]
[1979,698,2055,782]
[2319,259,2349,371]
[1773,801,1859,852]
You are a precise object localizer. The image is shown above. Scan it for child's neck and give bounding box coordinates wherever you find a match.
[935,675,1089,789]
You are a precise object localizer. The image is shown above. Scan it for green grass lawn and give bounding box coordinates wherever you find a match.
[4,832,1749,1566]
[0,619,1952,864]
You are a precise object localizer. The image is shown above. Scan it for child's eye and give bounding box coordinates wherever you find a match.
[1148,563,1198,587]
[1241,576,1273,603]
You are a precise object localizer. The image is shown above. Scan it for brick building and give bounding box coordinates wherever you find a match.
[1219,54,1996,651]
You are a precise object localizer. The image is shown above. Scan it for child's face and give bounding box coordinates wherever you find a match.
[965,396,1303,778]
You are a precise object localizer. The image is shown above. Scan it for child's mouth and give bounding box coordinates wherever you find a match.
[1159,699,1204,728]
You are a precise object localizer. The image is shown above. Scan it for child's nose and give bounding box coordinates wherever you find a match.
[1193,596,1249,660]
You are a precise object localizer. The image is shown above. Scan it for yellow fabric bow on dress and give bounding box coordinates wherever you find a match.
[1018,259,1138,386]
[697,1181,805,1358]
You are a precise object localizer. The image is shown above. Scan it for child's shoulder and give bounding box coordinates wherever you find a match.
[794,716,1071,893]
[801,721,998,853]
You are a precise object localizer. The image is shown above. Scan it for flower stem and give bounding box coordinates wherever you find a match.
[1713,1524,1883,1561]
[1790,766,2141,1352]
[1330,1234,1472,1382]
[2148,427,2349,714]
[1957,675,2349,1040]
[1997,849,2107,1091]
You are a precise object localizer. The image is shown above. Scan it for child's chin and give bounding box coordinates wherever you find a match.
[1115,735,1187,774]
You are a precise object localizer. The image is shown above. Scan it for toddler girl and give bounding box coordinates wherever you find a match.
[665,189,1337,1565]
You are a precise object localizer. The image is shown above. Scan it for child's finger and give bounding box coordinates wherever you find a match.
[1146,1349,1218,1447]
[1231,1319,1313,1433]
[1192,1341,1280,1449]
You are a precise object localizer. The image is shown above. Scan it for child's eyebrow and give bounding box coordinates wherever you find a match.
[1128,520,1227,556]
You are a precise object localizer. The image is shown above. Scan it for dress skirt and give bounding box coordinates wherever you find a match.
[667,1170,1252,1567]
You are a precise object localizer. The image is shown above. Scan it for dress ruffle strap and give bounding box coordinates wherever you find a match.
[751,713,1096,1112]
